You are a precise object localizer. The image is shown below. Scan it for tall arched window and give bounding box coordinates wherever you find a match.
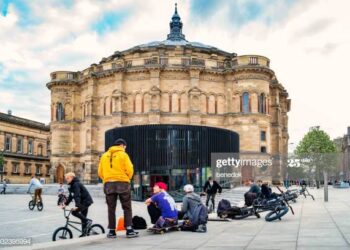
[56,103,64,121]
[241,92,250,113]
[258,93,266,114]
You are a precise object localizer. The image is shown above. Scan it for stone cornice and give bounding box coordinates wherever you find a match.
[0,112,50,131]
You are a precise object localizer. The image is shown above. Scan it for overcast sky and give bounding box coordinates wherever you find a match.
[0,0,349,149]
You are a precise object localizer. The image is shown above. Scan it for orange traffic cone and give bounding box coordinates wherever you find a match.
[116,216,125,231]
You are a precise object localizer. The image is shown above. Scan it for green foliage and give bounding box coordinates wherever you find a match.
[295,127,337,174]
[295,127,336,154]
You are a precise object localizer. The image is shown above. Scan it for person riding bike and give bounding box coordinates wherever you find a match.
[61,172,93,237]
[203,177,222,211]
[27,176,43,204]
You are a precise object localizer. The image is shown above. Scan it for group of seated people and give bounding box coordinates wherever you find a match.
[244,179,278,206]
[145,182,207,233]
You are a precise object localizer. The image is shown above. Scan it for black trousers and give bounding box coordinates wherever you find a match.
[147,203,161,224]
[206,193,216,209]
[72,207,89,232]
[0,188,5,194]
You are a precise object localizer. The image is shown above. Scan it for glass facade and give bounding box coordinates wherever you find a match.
[105,124,239,201]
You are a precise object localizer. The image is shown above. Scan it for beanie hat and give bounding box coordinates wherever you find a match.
[154,182,167,191]
[114,138,127,146]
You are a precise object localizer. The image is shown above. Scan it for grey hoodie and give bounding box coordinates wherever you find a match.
[182,192,201,220]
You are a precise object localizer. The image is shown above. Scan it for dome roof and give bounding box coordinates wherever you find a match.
[121,3,234,57]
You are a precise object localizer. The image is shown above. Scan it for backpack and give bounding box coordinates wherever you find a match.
[191,203,208,227]
[244,192,257,206]
[217,199,231,217]
[132,216,147,230]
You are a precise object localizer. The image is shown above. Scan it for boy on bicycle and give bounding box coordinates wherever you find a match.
[27,176,43,204]
[61,172,93,237]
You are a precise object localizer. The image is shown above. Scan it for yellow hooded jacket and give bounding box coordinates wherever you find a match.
[98,145,134,183]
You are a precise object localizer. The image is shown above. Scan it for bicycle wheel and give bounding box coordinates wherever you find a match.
[37,201,44,211]
[52,227,73,241]
[265,206,289,222]
[87,224,105,236]
[28,200,35,210]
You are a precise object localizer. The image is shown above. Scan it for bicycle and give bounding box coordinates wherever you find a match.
[300,185,315,200]
[28,193,44,211]
[52,208,105,241]
[200,192,215,213]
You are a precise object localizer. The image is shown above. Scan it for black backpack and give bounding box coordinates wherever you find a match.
[191,203,208,227]
[244,192,257,207]
[217,199,231,217]
[132,216,147,229]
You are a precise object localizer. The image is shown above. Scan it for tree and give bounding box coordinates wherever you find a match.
[295,127,337,201]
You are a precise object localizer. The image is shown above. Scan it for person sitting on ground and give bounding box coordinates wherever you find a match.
[145,182,178,229]
[261,182,275,199]
[244,179,262,206]
[180,184,207,232]
[61,172,93,237]
[248,179,262,195]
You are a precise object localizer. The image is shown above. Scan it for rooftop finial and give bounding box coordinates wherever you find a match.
[167,3,186,41]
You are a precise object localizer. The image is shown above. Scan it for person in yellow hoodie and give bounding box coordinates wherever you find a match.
[98,138,139,238]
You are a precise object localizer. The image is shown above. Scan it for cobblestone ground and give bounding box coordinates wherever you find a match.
[2,186,350,250]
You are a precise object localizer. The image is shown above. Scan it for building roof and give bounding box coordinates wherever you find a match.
[108,4,236,59]
[0,112,49,131]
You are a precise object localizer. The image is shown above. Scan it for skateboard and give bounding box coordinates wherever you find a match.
[147,224,181,234]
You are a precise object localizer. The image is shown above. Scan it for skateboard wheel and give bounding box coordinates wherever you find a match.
[160,230,164,234]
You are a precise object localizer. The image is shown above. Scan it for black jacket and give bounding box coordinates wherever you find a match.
[65,177,93,209]
[203,180,222,195]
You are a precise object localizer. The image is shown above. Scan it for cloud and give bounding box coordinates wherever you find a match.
[0,0,349,148]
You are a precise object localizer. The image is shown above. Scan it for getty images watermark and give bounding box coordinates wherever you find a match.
[0,238,32,246]
[211,153,273,180]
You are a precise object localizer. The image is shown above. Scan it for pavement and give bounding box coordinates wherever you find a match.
[2,186,350,250]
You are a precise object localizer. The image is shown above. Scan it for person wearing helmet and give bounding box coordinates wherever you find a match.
[145,182,178,229]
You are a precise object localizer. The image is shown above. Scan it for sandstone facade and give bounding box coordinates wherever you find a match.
[47,5,290,184]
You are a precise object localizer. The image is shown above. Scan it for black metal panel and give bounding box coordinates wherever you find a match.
[105,124,239,172]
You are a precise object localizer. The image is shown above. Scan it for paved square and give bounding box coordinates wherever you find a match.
[2,187,350,249]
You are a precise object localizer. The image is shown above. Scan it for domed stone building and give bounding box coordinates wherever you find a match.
[47,4,290,197]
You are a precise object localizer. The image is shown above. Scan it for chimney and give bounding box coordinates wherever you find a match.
[7,110,12,116]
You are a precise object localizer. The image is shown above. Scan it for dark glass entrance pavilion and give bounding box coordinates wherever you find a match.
[105,124,239,201]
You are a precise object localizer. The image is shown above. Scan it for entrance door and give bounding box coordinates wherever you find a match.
[56,165,65,184]
[241,165,253,185]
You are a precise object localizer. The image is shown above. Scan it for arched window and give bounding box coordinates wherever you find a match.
[258,93,266,114]
[241,92,250,113]
[56,103,64,121]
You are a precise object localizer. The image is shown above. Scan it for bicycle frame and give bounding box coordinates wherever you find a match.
[62,208,83,233]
